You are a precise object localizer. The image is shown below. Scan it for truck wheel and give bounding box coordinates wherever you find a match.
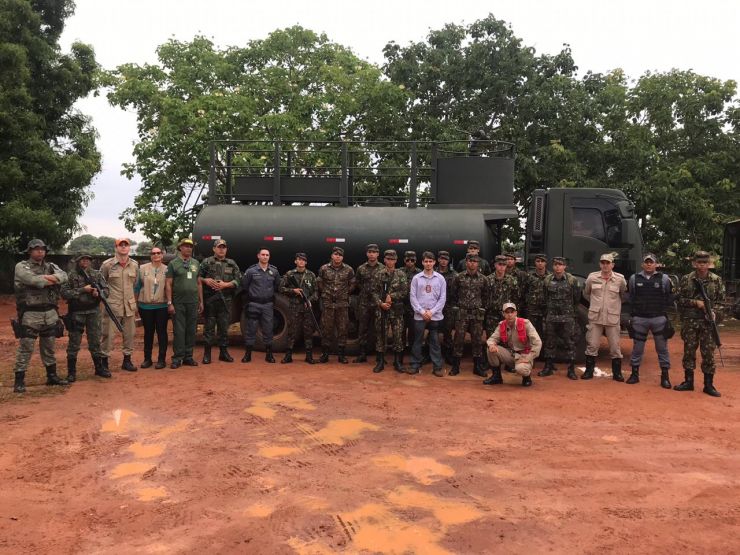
[238,294,290,352]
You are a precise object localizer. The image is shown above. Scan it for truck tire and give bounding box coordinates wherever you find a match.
[238,294,290,352]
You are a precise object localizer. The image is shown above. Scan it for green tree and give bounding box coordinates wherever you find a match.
[68,234,117,255]
[0,0,101,252]
[106,26,410,245]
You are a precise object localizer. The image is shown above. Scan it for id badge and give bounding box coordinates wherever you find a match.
[187,271,192,279]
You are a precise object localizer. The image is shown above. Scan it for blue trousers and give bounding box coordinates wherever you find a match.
[630,315,670,368]
[243,302,274,347]
[411,319,443,370]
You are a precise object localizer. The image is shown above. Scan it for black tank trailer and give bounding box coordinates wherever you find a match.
[192,140,518,351]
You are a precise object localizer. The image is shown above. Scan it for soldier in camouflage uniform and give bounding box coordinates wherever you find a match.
[371,250,408,373]
[279,252,319,364]
[199,239,241,364]
[456,240,491,276]
[353,244,383,362]
[450,254,489,377]
[11,239,69,393]
[504,252,529,313]
[317,246,355,363]
[539,256,582,380]
[526,254,550,344]
[675,251,726,397]
[486,256,518,337]
[61,253,111,381]
[436,250,457,363]
[401,251,421,359]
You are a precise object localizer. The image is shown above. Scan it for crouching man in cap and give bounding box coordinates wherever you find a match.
[12,239,69,393]
[61,253,111,381]
[485,303,542,386]
[279,252,319,364]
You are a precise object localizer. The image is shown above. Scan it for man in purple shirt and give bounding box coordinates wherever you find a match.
[408,251,447,376]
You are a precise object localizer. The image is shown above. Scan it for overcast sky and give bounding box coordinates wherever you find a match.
[59,0,740,242]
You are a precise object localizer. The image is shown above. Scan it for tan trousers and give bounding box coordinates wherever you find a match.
[101,313,136,356]
[585,323,622,358]
[487,348,534,377]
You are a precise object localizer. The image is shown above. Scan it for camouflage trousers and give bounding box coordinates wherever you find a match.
[14,309,59,372]
[286,303,316,350]
[484,313,503,338]
[544,319,576,361]
[440,308,454,349]
[528,313,545,346]
[681,318,717,374]
[321,306,349,349]
[454,315,485,358]
[66,310,102,358]
[403,306,415,348]
[355,301,376,354]
[375,309,404,353]
[203,298,232,347]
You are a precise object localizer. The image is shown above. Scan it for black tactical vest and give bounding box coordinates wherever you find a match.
[631,272,668,317]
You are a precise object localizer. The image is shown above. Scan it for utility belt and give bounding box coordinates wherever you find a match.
[11,315,64,339]
[19,304,57,312]
[248,297,273,305]
[453,306,485,321]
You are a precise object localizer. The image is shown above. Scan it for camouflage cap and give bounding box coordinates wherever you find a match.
[75,252,93,262]
[26,238,48,252]
[533,253,548,262]
[437,250,450,261]
[384,249,398,259]
[465,253,480,262]
[552,256,567,264]
[502,302,517,312]
[365,243,379,252]
[213,239,227,247]
[467,240,480,248]
[295,252,308,261]
[642,253,657,262]
[404,250,416,260]
[504,252,517,259]
[332,246,344,255]
[494,255,508,264]
[693,250,711,261]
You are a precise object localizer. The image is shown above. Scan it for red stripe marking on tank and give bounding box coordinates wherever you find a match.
[453,240,468,245]
[202,235,212,240]
[325,238,346,243]
[263,236,284,241]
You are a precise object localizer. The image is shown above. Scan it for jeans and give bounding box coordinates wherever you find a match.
[411,319,442,369]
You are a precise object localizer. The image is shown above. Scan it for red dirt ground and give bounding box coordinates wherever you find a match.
[1,294,739,554]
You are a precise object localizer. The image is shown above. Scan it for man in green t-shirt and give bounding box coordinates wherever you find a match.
[166,238,203,368]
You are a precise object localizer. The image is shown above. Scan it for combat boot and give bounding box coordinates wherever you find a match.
[393,352,405,373]
[472,357,488,377]
[483,366,503,385]
[93,356,111,378]
[319,348,330,364]
[101,357,110,372]
[353,349,367,363]
[155,356,166,369]
[13,372,26,393]
[522,375,533,387]
[305,349,316,364]
[442,346,454,365]
[626,366,640,384]
[202,345,212,365]
[432,366,444,377]
[372,352,385,373]
[337,347,348,364]
[538,359,555,377]
[674,369,694,391]
[265,347,276,363]
[566,361,577,380]
[219,347,233,363]
[611,358,624,382]
[241,347,252,363]
[448,357,461,376]
[581,356,595,380]
[702,373,721,397]
[140,358,153,369]
[121,355,137,372]
[281,349,293,364]
[66,357,77,383]
[46,364,69,386]
[660,367,671,389]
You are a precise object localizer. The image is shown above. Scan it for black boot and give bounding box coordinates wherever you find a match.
[241,347,252,363]
[337,347,348,364]
[611,358,624,382]
[483,366,504,385]
[372,352,385,373]
[265,347,276,363]
[581,356,595,380]
[393,352,405,373]
[140,358,153,369]
[319,348,330,364]
[538,359,555,377]
[443,346,454,365]
[566,361,577,380]
[202,345,212,365]
[660,367,671,389]
[93,356,111,378]
[281,349,293,364]
[67,357,77,383]
[449,357,460,376]
[155,356,166,369]
[674,369,694,391]
[702,373,721,397]
[305,348,316,364]
[121,355,137,372]
[101,357,109,372]
[13,372,26,393]
[626,366,640,384]
[353,349,367,363]
[473,357,488,377]
[219,347,233,363]
[46,364,68,386]
[522,375,533,387]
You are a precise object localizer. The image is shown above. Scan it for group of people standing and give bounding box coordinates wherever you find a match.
[10,238,726,398]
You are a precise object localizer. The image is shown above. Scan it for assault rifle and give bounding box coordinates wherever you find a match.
[83,271,124,333]
[298,289,322,338]
[694,277,723,367]
[380,277,390,350]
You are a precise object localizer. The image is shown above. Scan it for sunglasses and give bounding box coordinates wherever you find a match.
[151,251,162,255]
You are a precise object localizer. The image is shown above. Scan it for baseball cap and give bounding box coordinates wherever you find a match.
[332,246,344,255]
[115,237,131,247]
[533,254,548,262]
[693,251,711,261]
[177,238,195,249]
[437,250,450,261]
[552,256,566,264]
[494,255,508,264]
[384,249,398,259]
[465,253,480,262]
[404,250,416,260]
[366,243,379,252]
[467,240,480,248]
[502,302,517,312]
[600,253,614,262]
[643,253,658,262]
[295,252,308,261]
[214,239,227,248]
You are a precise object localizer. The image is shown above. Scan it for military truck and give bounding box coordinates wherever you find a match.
[192,139,643,352]
[722,219,740,319]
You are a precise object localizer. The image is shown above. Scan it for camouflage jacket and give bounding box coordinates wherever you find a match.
[526,270,551,315]
[401,266,421,305]
[198,256,242,301]
[486,273,518,314]
[354,262,383,305]
[677,271,725,320]
[61,266,108,312]
[318,263,355,308]
[280,269,318,306]
[14,258,68,310]
[437,267,458,308]
[371,267,408,316]
[451,271,489,310]
[544,272,581,322]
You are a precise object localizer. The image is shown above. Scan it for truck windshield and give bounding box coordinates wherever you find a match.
[571,203,624,248]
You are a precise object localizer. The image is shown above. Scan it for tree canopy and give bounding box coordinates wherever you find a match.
[67,234,118,255]
[0,0,101,252]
